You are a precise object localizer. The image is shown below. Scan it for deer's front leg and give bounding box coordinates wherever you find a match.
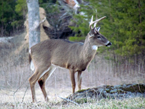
[77,71,82,91]
[69,70,76,93]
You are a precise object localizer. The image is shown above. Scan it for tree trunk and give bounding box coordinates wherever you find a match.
[26,0,40,48]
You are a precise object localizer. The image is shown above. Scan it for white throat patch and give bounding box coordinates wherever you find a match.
[92,45,98,51]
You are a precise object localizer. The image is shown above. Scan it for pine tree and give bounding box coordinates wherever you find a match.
[0,0,23,36]
[70,0,145,57]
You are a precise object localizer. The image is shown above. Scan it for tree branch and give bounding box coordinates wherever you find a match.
[57,95,80,106]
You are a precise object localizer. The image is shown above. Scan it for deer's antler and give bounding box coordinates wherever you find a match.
[89,16,106,29]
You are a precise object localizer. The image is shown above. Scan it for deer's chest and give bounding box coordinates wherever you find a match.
[66,59,89,72]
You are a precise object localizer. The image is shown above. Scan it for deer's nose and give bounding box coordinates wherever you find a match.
[106,42,112,47]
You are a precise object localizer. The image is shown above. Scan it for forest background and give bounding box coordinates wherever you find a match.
[1,0,145,60]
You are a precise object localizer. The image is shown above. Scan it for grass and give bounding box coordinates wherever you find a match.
[61,97,145,109]
[0,97,145,109]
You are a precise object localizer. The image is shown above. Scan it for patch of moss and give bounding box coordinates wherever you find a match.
[75,98,87,104]
[77,89,89,93]
[75,98,88,104]
[121,84,145,93]
[106,88,111,93]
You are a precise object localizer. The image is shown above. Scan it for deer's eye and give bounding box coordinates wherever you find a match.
[97,36,101,38]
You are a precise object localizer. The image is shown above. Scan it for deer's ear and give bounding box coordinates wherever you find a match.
[94,26,100,32]
[96,27,100,31]
[93,27,100,34]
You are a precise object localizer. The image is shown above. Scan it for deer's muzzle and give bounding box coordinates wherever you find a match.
[106,42,112,47]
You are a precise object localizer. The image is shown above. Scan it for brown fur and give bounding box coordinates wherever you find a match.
[30,38,95,72]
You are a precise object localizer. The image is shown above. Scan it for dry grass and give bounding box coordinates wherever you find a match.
[0,49,145,108]
[0,90,145,109]
[0,33,145,109]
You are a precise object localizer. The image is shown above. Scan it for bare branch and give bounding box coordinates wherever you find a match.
[57,95,80,106]
[30,17,47,31]
[39,17,46,24]
[21,85,29,102]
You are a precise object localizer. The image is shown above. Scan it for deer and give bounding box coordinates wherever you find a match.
[29,15,112,102]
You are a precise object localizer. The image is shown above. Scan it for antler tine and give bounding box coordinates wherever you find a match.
[94,15,98,28]
[93,16,106,27]
[89,16,106,29]
[95,16,106,23]
[89,16,94,29]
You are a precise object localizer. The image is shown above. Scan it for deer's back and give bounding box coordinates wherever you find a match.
[30,39,83,69]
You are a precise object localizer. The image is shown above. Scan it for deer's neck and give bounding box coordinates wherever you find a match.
[81,36,97,62]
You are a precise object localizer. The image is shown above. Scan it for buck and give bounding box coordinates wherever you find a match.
[29,15,111,102]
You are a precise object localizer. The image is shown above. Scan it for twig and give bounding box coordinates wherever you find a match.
[57,95,79,106]
[59,12,69,21]
[13,72,32,103]
[13,73,31,95]
[21,85,29,102]
[30,17,47,31]
[39,17,46,25]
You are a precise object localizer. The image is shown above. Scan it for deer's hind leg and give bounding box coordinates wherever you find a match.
[29,68,43,103]
[29,62,52,103]
[38,65,56,102]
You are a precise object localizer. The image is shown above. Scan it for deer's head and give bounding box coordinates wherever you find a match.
[88,16,111,49]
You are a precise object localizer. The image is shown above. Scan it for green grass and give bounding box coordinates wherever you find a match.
[0,97,145,109]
